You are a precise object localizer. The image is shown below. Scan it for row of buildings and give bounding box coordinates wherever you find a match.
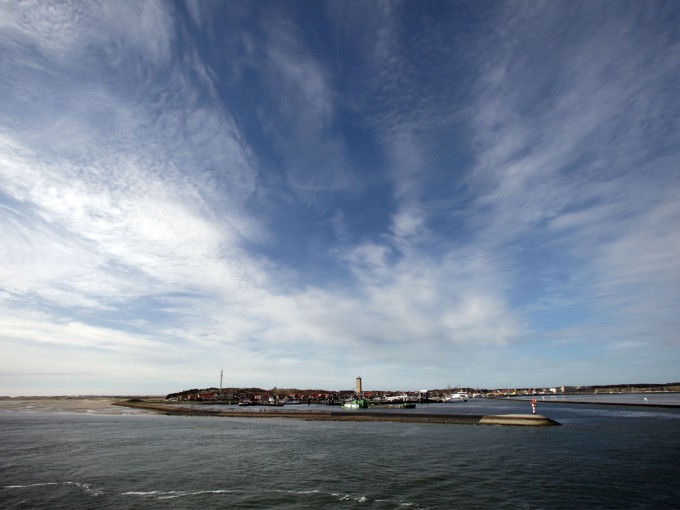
[166,378,679,403]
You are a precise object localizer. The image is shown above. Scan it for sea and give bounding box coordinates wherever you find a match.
[2,397,679,509]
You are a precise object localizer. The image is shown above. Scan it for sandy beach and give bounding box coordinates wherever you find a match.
[0,397,157,415]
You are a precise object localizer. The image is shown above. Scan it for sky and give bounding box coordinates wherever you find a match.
[1,1,679,396]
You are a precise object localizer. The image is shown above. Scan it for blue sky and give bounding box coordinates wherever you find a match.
[1,1,678,396]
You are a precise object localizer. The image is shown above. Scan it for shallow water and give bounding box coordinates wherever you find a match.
[1,400,679,509]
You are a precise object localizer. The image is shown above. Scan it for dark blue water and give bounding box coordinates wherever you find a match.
[2,400,679,509]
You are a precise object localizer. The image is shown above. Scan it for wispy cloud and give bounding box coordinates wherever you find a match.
[0,1,265,385]
[465,2,680,354]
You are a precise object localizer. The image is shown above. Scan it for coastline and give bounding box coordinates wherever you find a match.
[1,397,561,425]
[113,401,560,426]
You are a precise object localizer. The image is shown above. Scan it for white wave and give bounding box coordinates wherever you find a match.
[376,498,418,508]
[276,489,321,495]
[64,481,104,496]
[331,492,370,503]
[5,482,59,488]
[157,492,186,500]
[6,481,103,496]
[122,489,231,499]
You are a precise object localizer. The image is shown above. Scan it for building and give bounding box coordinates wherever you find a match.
[355,377,362,395]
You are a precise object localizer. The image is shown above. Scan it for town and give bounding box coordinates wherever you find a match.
[166,378,680,404]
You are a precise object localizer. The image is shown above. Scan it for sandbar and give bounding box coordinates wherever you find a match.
[0,397,157,415]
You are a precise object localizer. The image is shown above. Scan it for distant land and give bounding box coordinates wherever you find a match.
[164,382,680,404]
[1,382,678,401]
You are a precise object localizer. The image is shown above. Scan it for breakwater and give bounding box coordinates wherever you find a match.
[114,401,560,426]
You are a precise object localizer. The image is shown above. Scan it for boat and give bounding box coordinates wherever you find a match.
[238,400,255,406]
[443,392,469,403]
[342,399,367,409]
[265,396,284,406]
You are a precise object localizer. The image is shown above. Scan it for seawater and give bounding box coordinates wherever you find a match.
[509,392,680,406]
[1,400,679,509]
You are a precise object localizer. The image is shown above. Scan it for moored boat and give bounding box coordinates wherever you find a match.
[342,399,367,409]
[443,392,469,403]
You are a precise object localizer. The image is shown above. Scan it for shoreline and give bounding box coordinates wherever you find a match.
[113,401,560,426]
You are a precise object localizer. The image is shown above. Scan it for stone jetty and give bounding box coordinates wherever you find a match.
[114,401,560,426]
[478,414,560,426]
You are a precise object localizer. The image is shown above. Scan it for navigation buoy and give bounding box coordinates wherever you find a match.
[531,398,537,415]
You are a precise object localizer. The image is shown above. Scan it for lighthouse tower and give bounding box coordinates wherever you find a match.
[355,376,362,395]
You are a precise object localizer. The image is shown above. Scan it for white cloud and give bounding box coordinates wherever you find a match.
[252,16,357,202]
[466,2,680,354]
[266,28,334,130]
[0,132,259,306]
[241,244,522,361]
[0,0,174,67]
[0,313,162,352]
[0,0,265,312]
